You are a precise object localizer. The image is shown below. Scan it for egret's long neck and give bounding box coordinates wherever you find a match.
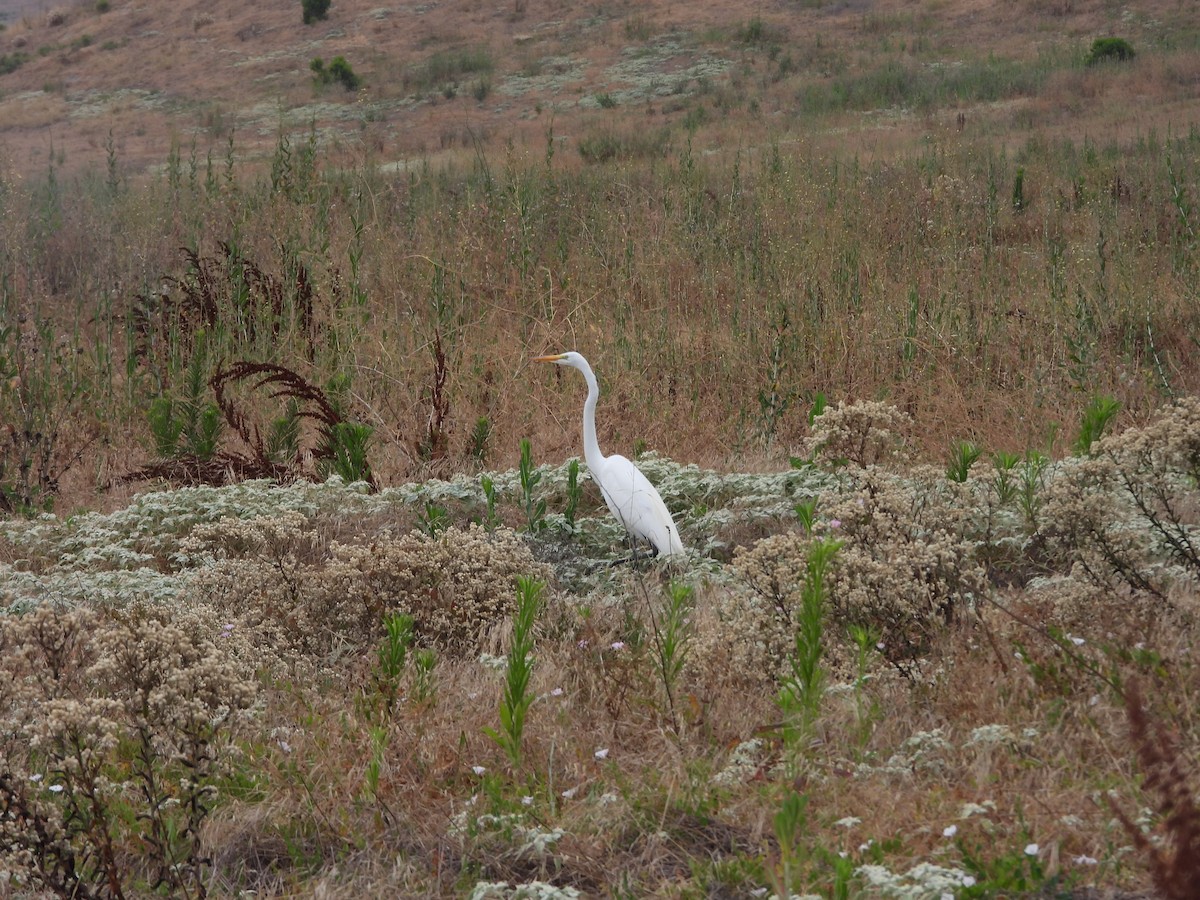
[578,361,605,471]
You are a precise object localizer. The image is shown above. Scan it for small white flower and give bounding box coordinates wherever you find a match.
[29,774,43,783]
[961,875,977,887]
[561,787,578,799]
[471,766,487,776]
[1073,855,1098,865]
[1024,843,1039,856]
[834,816,861,829]
[1070,636,1085,646]
[610,641,625,651]
[278,740,292,754]
[48,784,64,793]
[594,748,609,760]
[521,795,533,806]
[838,850,848,858]
[1014,651,1024,660]
[551,687,564,697]
[943,824,958,838]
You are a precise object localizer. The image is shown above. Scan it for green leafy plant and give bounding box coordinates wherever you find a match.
[418,501,449,536]
[480,474,500,530]
[311,55,360,90]
[327,421,373,484]
[518,439,547,532]
[957,836,1057,896]
[375,611,415,717]
[848,622,881,746]
[946,439,983,482]
[990,450,1021,505]
[469,416,491,466]
[1074,394,1120,455]
[778,537,842,751]
[1017,450,1048,529]
[412,648,437,705]
[1086,37,1135,66]
[266,398,302,464]
[484,576,543,770]
[771,791,811,897]
[364,725,388,800]
[794,497,818,534]
[646,581,694,734]
[563,458,582,530]
[301,0,331,25]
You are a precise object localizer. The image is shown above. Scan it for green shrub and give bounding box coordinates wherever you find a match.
[311,55,361,91]
[577,127,671,163]
[1086,37,1135,66]
[301,0,331,25]
[0,52,28,75]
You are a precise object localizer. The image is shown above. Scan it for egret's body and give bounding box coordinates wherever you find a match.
[534,352,685,558]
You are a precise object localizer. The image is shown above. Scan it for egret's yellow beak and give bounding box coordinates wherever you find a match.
[533,354,566,363]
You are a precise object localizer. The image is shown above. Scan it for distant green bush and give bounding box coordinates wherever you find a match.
[0,52,27,75]
[406,47,493,92]
[795,55,1051,115]
[577,127,671,163]
[302,0,331,25]
[1086,37,1135,66]
[311,55,360,91]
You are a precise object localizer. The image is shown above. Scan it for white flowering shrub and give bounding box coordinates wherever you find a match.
[186,514,553,665]
[735,468,986,675]
[0,604,256,898]
[1038,397,1200,600]
[805,400,913,468]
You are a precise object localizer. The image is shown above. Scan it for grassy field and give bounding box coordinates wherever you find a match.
[0,0,1199,896]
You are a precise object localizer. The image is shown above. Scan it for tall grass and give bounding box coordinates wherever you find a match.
[2,121,1200,502]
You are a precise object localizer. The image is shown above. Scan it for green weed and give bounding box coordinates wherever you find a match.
[483,576,543,771]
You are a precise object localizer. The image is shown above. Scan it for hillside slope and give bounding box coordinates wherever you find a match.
[0,0,1196,177]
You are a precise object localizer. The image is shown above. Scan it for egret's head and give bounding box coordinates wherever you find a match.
[533,351,583,368]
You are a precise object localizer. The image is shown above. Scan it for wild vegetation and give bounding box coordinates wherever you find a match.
[1,0,1199,896]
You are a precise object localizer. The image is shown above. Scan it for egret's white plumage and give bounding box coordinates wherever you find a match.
[534,352,685,558]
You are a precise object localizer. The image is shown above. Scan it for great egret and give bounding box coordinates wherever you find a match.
[533,352,685,558]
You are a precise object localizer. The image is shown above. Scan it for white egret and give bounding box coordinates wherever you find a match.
[534,352,685,558]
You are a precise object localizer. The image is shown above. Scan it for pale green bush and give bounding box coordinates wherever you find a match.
[1038,397,1200,600]
[736,468,985,675]
[185,515,553,669]
[0,604,256,897]
[805,399,914,468]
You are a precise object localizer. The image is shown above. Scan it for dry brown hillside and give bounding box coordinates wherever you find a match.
[0,0,1196,177]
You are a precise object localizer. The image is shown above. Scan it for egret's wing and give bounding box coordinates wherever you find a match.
[593,455,685,556]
